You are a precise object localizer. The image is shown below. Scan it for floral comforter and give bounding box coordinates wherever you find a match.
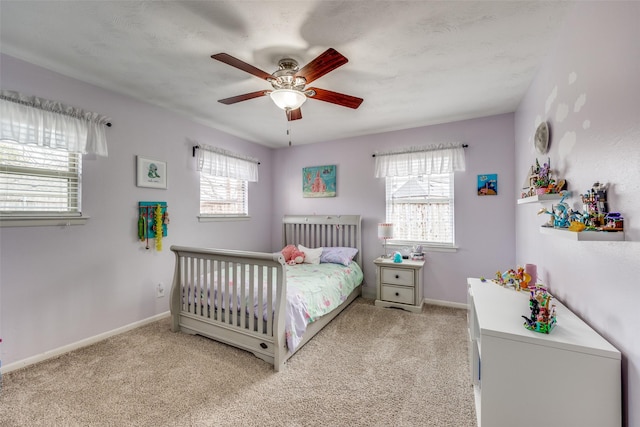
[285,262,363,351]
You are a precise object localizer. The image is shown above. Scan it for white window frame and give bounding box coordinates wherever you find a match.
[375,143,465,252]
[194,144,258,222]
[0,140,88,227]
[385,173,456,250]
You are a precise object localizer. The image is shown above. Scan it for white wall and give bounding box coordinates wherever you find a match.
[514,3,640,425]
[271,113,516,305]
[0,54,274,367]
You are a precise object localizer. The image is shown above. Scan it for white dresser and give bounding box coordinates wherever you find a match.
[467,278,621,427]
[374,257,424,312]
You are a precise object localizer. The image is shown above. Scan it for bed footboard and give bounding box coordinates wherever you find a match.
[169,246,288,371]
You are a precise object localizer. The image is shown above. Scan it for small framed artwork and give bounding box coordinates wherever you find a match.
[477,174,498,196]
[303,165,336,198]
[137,156,167,189]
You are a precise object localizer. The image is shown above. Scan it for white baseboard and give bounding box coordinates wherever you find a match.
[423,298,468,310]
[1,311,170,374]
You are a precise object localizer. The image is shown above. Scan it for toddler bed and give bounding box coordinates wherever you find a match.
[169,214,363,371]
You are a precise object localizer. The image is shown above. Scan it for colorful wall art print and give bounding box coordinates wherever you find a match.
[303,165,336,198]
[478,174,498,196]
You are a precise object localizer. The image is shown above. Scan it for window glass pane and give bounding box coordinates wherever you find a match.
[0,140,81,214]
[200,173,248,216]
[386,174,454,244]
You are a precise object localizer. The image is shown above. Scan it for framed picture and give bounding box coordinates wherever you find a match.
[477,174,497,196]
[303,165,336,198]
[137,156,167,189]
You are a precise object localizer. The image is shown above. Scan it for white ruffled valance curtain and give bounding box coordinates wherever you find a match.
[196,144,259,182]
[0,90,110,156]
[374,143,466,177]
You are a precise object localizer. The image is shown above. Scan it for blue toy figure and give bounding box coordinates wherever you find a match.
[537,191,573,228]
[393,252,403,263]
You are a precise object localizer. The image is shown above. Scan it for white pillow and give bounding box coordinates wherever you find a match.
[298,244,323,265]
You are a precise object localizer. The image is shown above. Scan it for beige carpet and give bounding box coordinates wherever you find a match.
[0,299,476,427]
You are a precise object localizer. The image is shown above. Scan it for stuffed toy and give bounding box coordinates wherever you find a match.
[281,244,305,265]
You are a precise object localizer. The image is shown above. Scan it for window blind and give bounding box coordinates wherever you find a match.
[200,174,247,216]
[0,140,82,215]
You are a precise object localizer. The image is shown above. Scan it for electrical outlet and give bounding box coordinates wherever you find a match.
[156,283,165,298]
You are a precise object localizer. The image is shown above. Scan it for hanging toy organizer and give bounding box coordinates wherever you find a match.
[138,202,169,250]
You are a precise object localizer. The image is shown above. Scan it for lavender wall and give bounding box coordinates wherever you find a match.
[514,3,640,425]
[0,54,274,366]
[272,113,516,304]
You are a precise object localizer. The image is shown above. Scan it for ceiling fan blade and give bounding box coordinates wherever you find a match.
[287,108,302,121]
[211,53,273,81]
[307,87,363,109]
[218,90,268,105]
[295,48,348,84]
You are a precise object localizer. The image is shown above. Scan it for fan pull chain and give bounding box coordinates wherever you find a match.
[287,115,292,146]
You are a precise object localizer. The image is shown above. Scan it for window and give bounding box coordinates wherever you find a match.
[0,140,82,215]
[375,143,465,248]
[0,90,109,225]
[195,144,259,219]
[200,174,248,216]
[385,173,454,245]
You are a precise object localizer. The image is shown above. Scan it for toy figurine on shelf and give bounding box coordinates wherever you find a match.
[493,266,532,291]
[521,158,567,198]
[522,286,557,334]
[576,182,624,232]
[537,191,573,228]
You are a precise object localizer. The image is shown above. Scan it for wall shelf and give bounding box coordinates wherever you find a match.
[517,193,563,204]
[540,226,625,241]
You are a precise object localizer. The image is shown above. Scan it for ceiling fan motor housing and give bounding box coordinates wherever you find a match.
[270,58,307,91]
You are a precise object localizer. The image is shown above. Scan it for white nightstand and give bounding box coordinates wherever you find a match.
[374,257,425,313]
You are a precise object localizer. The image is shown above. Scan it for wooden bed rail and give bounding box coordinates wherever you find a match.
[169,245,288,369]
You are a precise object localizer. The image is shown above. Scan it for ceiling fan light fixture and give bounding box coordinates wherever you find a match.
[270,89,306,110]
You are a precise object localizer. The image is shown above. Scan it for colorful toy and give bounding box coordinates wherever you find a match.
[537,191,572,228]
[575,182,624,231]
[521,157,566,198]
[493,266,531,291]
[522,286,557,334]
[281,244,305,265]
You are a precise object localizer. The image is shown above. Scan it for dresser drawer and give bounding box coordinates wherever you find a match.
[381,285,415,305]
[381,267,414,287]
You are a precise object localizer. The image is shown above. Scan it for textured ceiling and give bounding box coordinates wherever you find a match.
[0,1,573,148]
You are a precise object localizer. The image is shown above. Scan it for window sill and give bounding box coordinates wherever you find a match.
[198,215,251,222]
[387,241,458,253]
[0,215,90,227]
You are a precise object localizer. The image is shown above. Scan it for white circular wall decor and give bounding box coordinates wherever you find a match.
[535,121,550,154]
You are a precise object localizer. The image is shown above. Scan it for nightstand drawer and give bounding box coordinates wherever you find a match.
[381,267,414,287]
[381,285,415,305]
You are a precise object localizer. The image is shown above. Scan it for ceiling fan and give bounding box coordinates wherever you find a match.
[212,48,363,121]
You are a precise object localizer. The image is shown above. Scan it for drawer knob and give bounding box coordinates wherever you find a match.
[395,292,399,296]
[395,275,399,279]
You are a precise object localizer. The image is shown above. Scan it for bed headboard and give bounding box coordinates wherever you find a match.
[282,215,362,266]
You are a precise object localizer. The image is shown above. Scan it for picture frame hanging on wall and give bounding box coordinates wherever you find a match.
[477,174,498,196]
[137,156,167,189]
[303,165,336,198]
